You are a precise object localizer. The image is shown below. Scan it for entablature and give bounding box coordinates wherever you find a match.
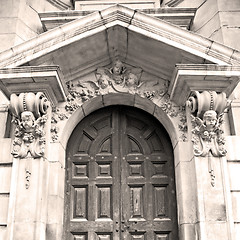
[0,66,68,107]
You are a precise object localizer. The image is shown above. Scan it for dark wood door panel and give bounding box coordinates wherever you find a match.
[65,106,178,240]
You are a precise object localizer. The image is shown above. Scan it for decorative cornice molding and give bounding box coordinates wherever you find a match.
[0,5,239,69]
[165,0,184,7]
[0,66,68,107]
[169,64,240,106]
[39,7,196,31]
[46,0,73,10]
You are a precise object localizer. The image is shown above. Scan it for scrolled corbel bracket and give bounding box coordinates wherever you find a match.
[186,90,229,187]
[10,92,50,160]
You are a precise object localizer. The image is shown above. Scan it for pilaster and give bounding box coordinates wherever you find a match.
[169,64,240,240]
[7,92,51,240]
[0,66,68,240]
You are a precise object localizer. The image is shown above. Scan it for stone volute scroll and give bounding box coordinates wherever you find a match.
[10,92,50,159]
[10,92,50,189]
[187,91,229,187]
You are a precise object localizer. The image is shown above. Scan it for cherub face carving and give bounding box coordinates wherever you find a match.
[98,74,110,89]
[203,110,217,130]
[21,111,35,132]
[112,60,124,75]
[125,73,138,87]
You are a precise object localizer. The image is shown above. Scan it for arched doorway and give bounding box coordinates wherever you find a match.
[64,106,179,239]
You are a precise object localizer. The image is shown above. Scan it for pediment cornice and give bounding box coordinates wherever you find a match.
[0,4,239,71]
[39,7,196,31]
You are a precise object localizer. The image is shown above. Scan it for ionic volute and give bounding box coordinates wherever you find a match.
[186,91,229,187]
[10,92,50,159]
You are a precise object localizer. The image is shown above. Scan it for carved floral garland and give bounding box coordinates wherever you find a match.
[51,60,187,141]
[12,113,47,159]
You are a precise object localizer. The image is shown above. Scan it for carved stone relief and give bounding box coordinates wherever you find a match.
[51,108,68,142]
[10,92,50,188]
[51,60,186,141]
[187,91,229,186]
[67,59,168,102]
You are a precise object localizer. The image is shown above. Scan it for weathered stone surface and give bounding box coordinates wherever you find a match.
[206,222,228,240]
[48,143,66,167]
[39,7,196,31]
[222,27,240,51]
[74,0,160,10]
[0,165,12,193]
[0,104,9,138]
[169,65,240,106]
[0,194,9,224]
[82,95,104,116]
[174,141,194,167]
[235,224,240,240]
[58,106,85,149]
[195,13,222,39]
[226,136,240,161]
[103,92,135,106]
[232,192,240,222]
[0,139,12,163]
[134,94,155,115]
[217,0,240,11]
[191,0,218,33]
[177,0,205,8]
[0,226,7,240]
[179,223,197,240]
[228,162,240,191]
[175,160,197,225]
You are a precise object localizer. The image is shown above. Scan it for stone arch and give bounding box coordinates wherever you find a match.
[51,92,196,240]
[59,93,180,151]
[61,92,184,239]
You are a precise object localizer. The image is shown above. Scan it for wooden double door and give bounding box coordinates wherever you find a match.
[65,106,178,240]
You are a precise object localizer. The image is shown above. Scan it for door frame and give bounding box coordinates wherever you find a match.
[64,105,179,239]
[54,93,198,240]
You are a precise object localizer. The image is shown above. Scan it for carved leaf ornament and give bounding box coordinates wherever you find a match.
[61,60,187,140]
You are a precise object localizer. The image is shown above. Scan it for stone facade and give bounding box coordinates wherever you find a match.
[0,0,240,239]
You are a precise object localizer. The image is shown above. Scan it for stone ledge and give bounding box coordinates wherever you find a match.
[0,66,68,107]
[169,64,240,106]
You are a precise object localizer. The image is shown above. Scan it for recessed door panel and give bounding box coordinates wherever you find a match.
[65,106,178,240]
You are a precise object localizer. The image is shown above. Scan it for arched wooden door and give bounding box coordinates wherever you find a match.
[65,106,178,240]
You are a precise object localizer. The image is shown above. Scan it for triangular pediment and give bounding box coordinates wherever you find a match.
[0,4,239,85]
